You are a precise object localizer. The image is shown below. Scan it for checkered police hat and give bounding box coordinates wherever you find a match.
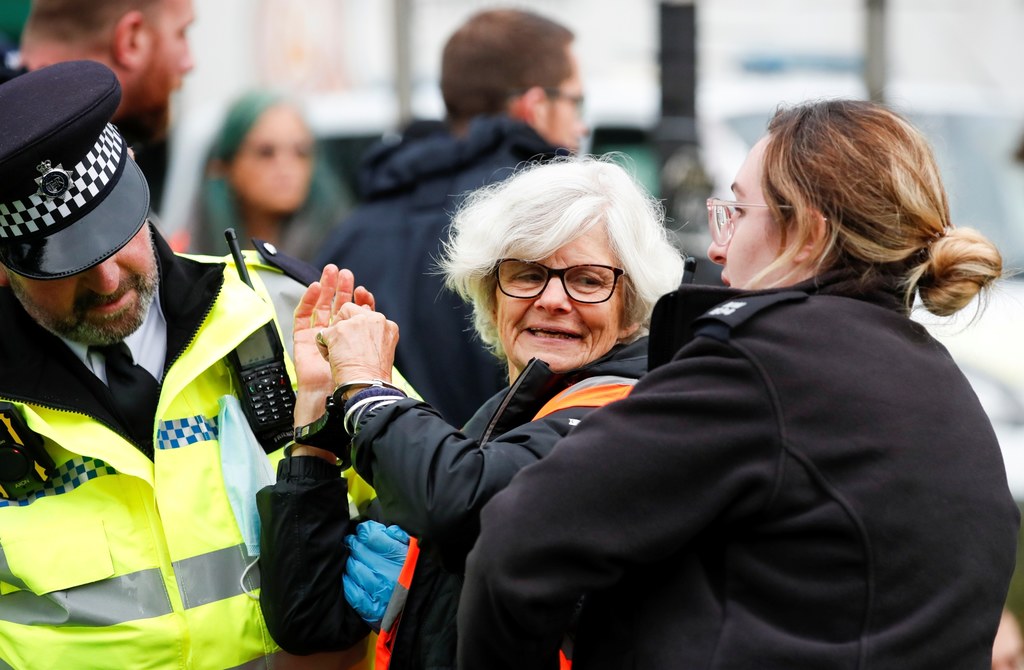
[0,61,149,279]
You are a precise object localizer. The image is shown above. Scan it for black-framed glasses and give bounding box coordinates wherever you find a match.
[706,197,792,246]
[496,259,624,304]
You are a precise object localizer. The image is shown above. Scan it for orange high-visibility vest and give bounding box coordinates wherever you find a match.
[375,537,421,669]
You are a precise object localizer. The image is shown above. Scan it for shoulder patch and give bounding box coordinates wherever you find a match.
[252,238,321,286]
[693,290,807,341]
[707,300,749,317]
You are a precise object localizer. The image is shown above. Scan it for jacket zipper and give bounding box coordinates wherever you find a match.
[0,393,135,446]
[479,359,539,443]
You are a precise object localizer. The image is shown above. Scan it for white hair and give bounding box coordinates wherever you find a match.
[439,154,686,359]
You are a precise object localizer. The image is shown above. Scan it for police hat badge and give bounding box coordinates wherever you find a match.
[0,61,149,279]
[35,160,73,201]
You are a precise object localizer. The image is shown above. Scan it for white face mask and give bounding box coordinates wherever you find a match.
[217,394,276,597]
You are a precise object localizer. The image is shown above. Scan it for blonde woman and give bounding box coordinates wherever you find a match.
[459,99,1019,669]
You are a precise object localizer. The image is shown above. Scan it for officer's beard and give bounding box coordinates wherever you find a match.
[9,269,159,346]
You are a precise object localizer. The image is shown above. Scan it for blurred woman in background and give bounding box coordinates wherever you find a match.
[189,91,351,259]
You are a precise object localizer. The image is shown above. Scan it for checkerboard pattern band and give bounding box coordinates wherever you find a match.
[0,414,220,506]
[157,415,218,451]
[0,124,124,240]
[0,456,117,508]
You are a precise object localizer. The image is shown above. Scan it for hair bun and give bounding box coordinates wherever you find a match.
[917,227,1003,316]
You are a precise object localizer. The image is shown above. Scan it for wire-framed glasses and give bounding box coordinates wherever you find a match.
[496,259,624,304]
[707,198,791,246]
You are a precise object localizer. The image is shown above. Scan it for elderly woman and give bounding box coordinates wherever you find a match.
[457,100,1020,669]
[257,156,685,667]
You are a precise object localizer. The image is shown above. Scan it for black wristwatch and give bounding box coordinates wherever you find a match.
[292,380,403,466]
[292,394,350,466]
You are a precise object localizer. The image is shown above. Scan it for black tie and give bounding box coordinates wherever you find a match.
[93,342,159,458]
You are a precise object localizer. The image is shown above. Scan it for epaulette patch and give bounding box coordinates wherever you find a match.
[251,238,321,286]
[693,290,808,342]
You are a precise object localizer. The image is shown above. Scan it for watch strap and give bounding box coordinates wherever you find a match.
[292,395,352,467]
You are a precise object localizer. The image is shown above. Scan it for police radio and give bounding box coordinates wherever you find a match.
[0,402,56,499]
[224,229,296,453]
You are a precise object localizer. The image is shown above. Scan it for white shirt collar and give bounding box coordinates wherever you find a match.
[63,291,168,383]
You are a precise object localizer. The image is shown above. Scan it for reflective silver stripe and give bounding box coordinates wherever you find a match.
[0,655,13,669]
[230,652,276,670]
[0,543,259,626]
[175,544,260,609]
[229,650,299,669]
[550,375,637,403]
[380,581,410,633]
[0,546,29,591]
[0,568,171,626]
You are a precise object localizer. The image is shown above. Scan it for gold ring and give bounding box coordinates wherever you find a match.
[315,330,328,348]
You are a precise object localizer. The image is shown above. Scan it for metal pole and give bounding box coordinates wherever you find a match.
[865,0,887,103]
[657,0,714,281]
[658,0,698,153]
[394,0,414,129]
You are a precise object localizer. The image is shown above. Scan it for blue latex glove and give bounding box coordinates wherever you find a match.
[343,520,410,629]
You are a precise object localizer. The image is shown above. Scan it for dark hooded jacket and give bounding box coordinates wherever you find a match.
[314,116,559,427]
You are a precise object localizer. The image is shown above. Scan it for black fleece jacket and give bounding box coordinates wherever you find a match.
[458,274,1020,669]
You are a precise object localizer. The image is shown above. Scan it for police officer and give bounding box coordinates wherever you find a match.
[0,60,370,668]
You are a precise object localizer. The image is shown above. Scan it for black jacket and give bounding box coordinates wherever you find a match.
[257,338,648,667]
[0,63,24,86]
[314,116,560,427]
[457,274,1020,669]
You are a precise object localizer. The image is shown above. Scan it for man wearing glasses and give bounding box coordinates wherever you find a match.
[315,8,588,429]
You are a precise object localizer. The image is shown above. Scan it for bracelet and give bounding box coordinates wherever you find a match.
[345,397,402,437]
[332,379,404,403]
[343,395,390,435]
[343,386,406,435]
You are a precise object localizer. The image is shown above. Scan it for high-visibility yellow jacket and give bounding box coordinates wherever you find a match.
[0,236,374,669]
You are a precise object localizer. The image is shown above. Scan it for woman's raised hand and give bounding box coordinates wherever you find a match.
[292,264,353,424]
[319,300,400,390]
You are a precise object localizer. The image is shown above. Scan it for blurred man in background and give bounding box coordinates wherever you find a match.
[315,8,588,427]
[19,0,195,210]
